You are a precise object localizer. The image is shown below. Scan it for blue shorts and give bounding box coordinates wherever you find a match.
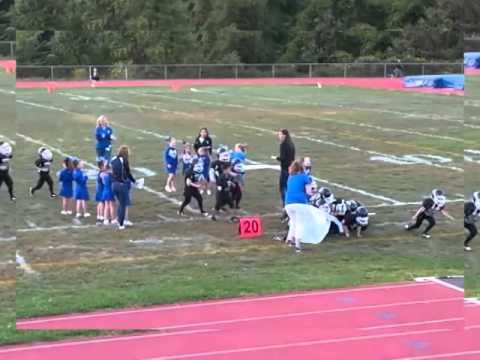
[165,165,177,175]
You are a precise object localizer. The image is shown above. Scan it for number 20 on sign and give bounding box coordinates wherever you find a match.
[239,217,263,238]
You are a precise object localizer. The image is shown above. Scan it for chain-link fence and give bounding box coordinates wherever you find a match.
[16,62,464,81]
[465,37,480,52]
[0,41,15,59]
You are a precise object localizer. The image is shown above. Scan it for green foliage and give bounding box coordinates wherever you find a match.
[12,0,465,65]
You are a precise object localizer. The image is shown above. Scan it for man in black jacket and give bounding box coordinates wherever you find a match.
[274,129,295,206]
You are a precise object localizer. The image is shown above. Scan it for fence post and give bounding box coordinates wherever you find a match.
[422,64,425,75]
[308,64,312,78]
[10,41,14,58]
[125,65,128,80]
[50,66,54,81]
[234,64,239,79]
[272,64,275,78]
[343,64,347,78]
[199,65,202,79]
[164,65,168,80]
[384,63,387,78]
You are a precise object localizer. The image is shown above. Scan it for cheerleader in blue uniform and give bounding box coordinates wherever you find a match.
[164,137,178,193]
[95,161,105,224]
[73,159,91,218]
[58,157,74,215]
[182,142,194,175]
[101,162,115,225]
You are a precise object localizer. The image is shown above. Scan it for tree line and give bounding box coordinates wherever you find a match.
[0,0,475,64]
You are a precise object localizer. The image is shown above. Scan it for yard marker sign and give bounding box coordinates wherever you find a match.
[239,217,263,238]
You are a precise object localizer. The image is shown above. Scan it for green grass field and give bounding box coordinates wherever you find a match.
[465,75,480,298]
[5,79,467,345]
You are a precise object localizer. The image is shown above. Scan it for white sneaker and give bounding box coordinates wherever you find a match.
[465,246,473,252]
[421,233,431,239]
[98,216,104,221]
[118,225,125,230]
[112,218,118,225]
[207,189,212,196]
[103,219,110,226]
[200,189,204,195]
[124,220,133,227]
[67,210,73,215]
[61,210,68,215]
[165,185,172,193]
[84,212,91,218]
[76,213,82,218]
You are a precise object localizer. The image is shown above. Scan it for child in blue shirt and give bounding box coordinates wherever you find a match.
[182,142,194,175]
[164,137,178,193]
[58,157,74,215]
[73,159,90,218]
[95,161,105,224]
[101,162,114,225]
[198,146,211,195]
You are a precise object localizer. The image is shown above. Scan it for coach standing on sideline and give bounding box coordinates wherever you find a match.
[273,129,295,206]
[111,146,136,230]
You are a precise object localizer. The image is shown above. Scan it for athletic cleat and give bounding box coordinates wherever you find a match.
[118,225,125,230]
[465,246,473,252]
[201,212,209,217]
[124,220,133,227]
[421,233,431,239]
[177,210,185,216]
[10,196,16,202]
[29,187,34,196]
[404,224,410,230]
[50,193,57,198]
[76,213,82,218]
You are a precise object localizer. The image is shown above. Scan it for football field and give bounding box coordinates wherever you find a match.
[5,80,466,344]
[465,75,480,299]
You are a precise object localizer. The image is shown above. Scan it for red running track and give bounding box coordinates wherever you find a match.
[6,280,478,359]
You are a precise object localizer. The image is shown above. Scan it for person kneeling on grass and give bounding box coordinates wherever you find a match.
[405,189,454,238]
[464,200,478,252]
[343,205,369,238]
[178,159,209,217]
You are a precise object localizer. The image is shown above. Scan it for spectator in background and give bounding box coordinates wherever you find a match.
[273,129,295,206]
[392,60,404,78]
[91,67,100,81]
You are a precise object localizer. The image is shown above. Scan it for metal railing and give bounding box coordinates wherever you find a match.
[16,62,464,81]
[0,41,15,59]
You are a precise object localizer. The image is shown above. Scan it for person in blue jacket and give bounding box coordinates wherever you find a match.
[95,115,115,162]
[164,137,178,193]
[58,156,74,215]
[73,159,90,218]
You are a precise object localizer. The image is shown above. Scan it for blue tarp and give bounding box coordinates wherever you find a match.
[403,74,464,90]
[465,52,480,68]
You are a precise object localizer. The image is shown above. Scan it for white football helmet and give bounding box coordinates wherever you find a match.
[0,142,12,157]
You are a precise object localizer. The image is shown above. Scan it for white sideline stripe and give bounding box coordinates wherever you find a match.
[152,90,462,142]
[241,124,463,173]
[392,351,480,360]
[0,236,15,242]
[0,88,15,95]
[0,134,16,145]
[16,282,438,325]
[415,277,464,294]
[142,298,463,332]
[0,329,219,354]
[145,329,452,360]
[187,87,463,123]
[360,317,463,331]
[370,199,464,208]
[246,159,402,204]
[16,131,198,214]
[465,124,480,129]
[16,99,76,114]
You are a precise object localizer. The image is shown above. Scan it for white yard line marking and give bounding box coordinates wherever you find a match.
[465,149,480,164]
[360,318,463,331]
[0,134,16,145]
[0,88,15,95]
[241,124,463,173]
[0,329,219,354]
[16,282,453,326]
[415,277,464,293]
[0,236,15,242]
[145,329,453,360]
[187,87,463,123]
[392,350,480,360]
[246,159,403,204]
